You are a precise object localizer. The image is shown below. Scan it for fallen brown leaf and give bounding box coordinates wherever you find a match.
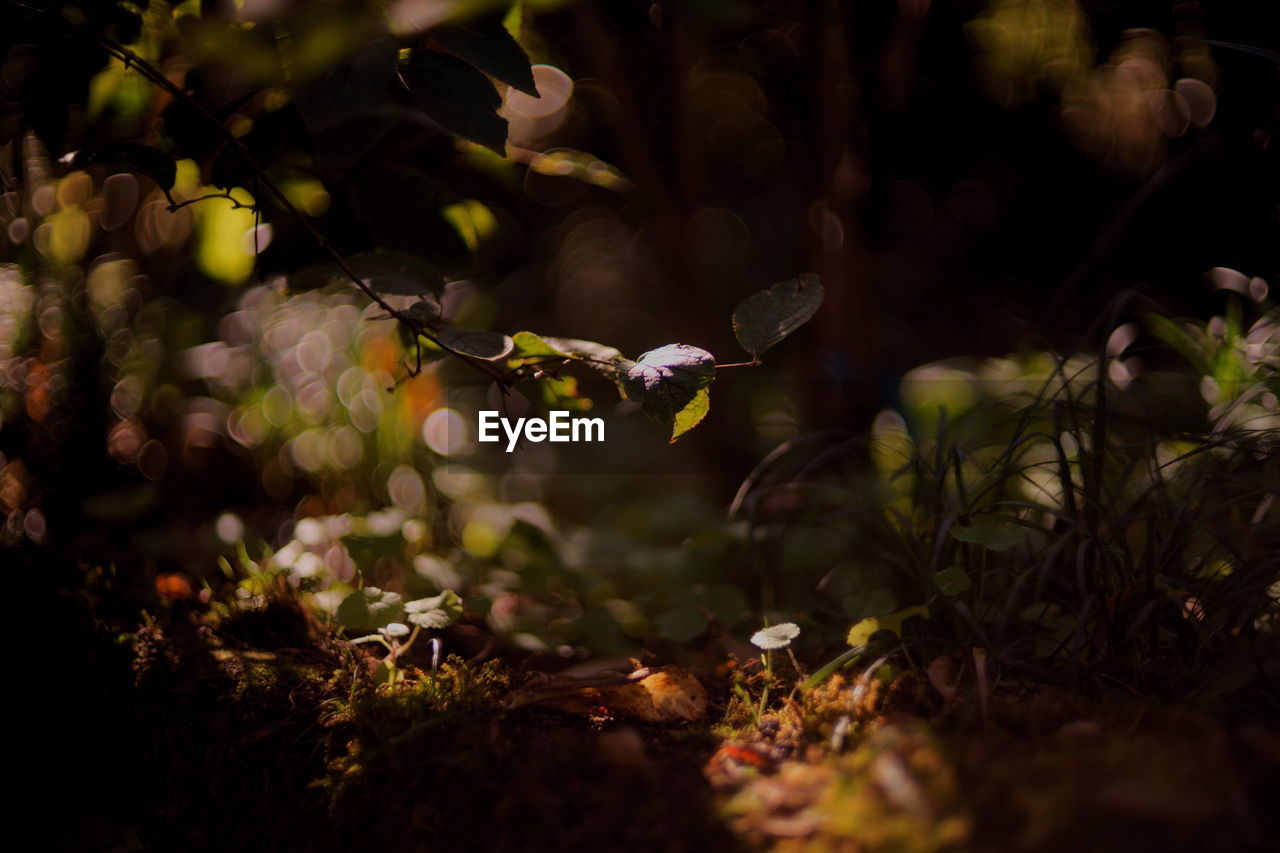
[505,665,708,723]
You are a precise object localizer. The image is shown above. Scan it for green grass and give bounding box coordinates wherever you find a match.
[733,304,1278,713]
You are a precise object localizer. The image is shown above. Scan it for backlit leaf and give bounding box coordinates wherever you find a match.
[670,386,710,442]
[617,343,716,440]
[337,587,405,631]
[514,375,592,412]
[510,331,571,361]
[847,605,930,647]
[404,590,463,629]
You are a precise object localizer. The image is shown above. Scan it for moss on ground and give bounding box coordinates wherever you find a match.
[117,598,1278,853]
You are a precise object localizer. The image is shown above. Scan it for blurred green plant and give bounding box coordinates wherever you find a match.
[1,0,823,453]
[1,2,1273,709]
[735,292,1277,708]
[342,586,462,685]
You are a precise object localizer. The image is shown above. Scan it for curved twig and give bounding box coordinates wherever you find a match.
[165,191,255,213]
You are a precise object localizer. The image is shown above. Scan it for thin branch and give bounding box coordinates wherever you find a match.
[8,0,510,386]
[165,191,256,213]
[523,352,618,370]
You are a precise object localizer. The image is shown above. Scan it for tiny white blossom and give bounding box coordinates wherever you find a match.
[293,551,323,578]
[364,508,405,536]
[294,518,326,546]
[272,540,303,569]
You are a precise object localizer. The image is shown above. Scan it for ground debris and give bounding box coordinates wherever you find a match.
[714,711,970,851]
[504,663,709,723]
[123,614,1278,853]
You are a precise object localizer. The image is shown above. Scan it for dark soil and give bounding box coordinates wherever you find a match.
[45,580,1280,853]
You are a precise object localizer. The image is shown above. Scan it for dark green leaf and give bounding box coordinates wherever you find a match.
[950,515,1027,551]
[617,343,716,441]
[433,326,514,360]
[404,297,443,323]
[73,144,176,191]
[336,587,405,631]
[431,13,538,96]
[400,49,508,154]
[404,590,463,629]
[732,273,824,359]
[933,566,973,596]
[296,37,398,131]
[655,602,708,643]
[699,584,749,625]
[852,588,897,620]
[342,533,406,576]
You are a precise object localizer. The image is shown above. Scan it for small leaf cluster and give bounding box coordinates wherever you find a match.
[337,586,462,634]
[471,274,824,442]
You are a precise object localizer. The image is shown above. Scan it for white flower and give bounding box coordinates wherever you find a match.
[293,551,323,578]
[751,622,800,650]
[294,518,326,546]
[364,508,405,536]
[402,519,428,543]
[323,514,354,540]
[215,512,245,544]
[272,539,303,569]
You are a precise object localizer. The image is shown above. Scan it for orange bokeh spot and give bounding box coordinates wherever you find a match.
[155,572,194,602]
[360,336,400,375]
[24,362,52,423]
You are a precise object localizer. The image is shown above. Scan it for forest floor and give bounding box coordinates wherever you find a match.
[52,589,1280,853]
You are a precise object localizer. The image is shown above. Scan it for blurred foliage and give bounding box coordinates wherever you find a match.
[6,5,1274,853]
[0,0,1274,700]
[735,292,1277,705]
